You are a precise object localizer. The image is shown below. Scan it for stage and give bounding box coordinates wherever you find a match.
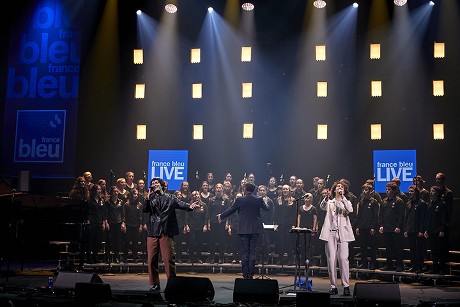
[1,261,460,306]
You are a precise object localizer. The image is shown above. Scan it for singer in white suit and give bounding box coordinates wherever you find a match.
[319,181,355,296]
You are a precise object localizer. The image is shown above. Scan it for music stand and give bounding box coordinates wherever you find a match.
[257,224,278,279]
[288,227,313,293]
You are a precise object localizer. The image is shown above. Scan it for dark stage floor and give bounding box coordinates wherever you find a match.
[1,261,460,306]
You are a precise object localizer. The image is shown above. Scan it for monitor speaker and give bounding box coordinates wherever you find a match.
[54,272,103,291]
[233,278,279,304]
[353,282,401,306]
[164,276,215,303]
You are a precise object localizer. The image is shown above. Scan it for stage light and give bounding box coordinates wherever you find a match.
[394,0,407,6]
[241,47,252,62]
[317,81,328,97]
[317,125,328,140]
[429,1,435,5]
[137,125,147,140]
[165,4,177,14]
[135,84,145,99]
[353,3,359,8]
[370,124,382,140]
[193,125,203,140]
[371,81,382,97]
[433,124,444,140]
[434,42,445,58]
[208,7,213,12]
[243,124,253,139]
[370,44,380,60]
[316,45,326,61]
[242,3,254,11]
[191,48,201,63]
[133,49,143,64]
[192,83,202,98]
[313,0,326,9]
[242,83,253,98]
[136,10,141,15]
[433,80,444,96]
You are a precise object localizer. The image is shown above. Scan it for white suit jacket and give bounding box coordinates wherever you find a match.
[319,198,355,242]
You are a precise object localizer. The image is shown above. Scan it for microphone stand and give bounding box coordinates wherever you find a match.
[411,203,423,286]
[289,194,304,293]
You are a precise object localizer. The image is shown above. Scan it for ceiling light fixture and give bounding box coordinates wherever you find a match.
[313,0,327,9]
[165,4,178,14]
[242,3,254,11]
[394,0,407,6]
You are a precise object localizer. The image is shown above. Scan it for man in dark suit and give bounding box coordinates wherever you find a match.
[217,182,270,279]
[143,178,198,292]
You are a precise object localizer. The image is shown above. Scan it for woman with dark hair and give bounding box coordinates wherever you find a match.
[105,186,124,263]
[184,190,208,263]
[87,184,107,263]
[319,181,355,296]
[97,179,109,201]
[69,176,88,200]
[175,181,192,262]
[123,189,143,262]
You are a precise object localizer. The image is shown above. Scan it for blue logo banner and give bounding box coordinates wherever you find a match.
[15,110,66,163]
[373,150,416,193]
[1,0,81,177]
[148,150,188,191]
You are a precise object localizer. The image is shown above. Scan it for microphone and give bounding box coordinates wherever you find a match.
[294,193,308,202]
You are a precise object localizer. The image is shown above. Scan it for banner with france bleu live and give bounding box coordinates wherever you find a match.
[373,150,416,193]
[1,0,82,176]
[147,150,188,191]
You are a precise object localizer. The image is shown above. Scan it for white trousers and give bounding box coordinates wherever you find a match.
[325,231,350,288]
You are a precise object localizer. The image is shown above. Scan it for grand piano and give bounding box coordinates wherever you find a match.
[1,184,86,265]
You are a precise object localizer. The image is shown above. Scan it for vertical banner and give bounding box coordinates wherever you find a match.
[147,150,188,191]
[1,0,81,177]
[373,150,416,193]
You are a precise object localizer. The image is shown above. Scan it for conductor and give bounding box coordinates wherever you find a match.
[217,182,270,279]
